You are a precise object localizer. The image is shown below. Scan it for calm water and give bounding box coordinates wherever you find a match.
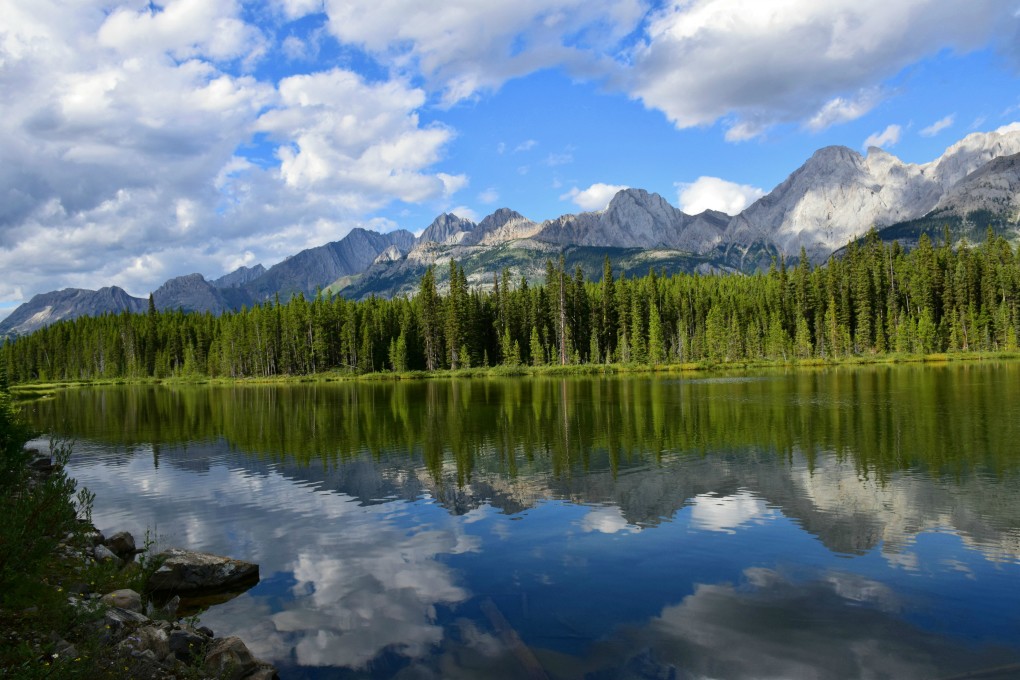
[25,364,1020,679]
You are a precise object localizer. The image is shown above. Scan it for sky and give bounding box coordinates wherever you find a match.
[2,0,1020,320]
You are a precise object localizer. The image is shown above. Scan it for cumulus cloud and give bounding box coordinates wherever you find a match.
[677,176,764,216]
[921,114,956,137]
[560,183,628,211]
[0,0,464,301]
[319,0,646,104]
[256,69,464,205]
[863,124,903,149]
[627,1,1018,138]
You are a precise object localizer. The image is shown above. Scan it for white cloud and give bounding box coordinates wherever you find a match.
[514,139,538,153]
[97,0,267,63]
[257,69,463,206]
[560,183,628,211]
[920,114,955,137]
[320,0,647,104]
[805,89,884,132]
[677,176,764,216]
[627,1,1018,138]
[478,188,500,204]
[448,205,479,222]
[863,124,902,149]
[0,1,464,302]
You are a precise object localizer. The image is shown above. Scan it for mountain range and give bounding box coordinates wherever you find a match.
[3,125,1019,338]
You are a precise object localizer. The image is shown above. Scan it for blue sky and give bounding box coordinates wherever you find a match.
[2,0,1020,320]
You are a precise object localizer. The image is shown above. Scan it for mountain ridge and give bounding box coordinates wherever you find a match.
[4,124,1019,337]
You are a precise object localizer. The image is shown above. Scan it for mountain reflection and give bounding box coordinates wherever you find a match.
[31,364,1020,562]
[26,364,1020,677]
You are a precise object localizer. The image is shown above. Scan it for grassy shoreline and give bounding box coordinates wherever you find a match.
[11,351,1020,397]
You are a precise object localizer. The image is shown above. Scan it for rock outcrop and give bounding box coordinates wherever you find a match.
[147,548,260,595]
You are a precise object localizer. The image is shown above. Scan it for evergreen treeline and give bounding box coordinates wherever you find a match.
[5,230,1020,382]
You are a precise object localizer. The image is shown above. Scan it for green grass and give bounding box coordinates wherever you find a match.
[11,350,1020,396]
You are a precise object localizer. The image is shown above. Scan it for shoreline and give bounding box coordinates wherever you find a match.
[10,350,1020,396]
[7,448,277,679]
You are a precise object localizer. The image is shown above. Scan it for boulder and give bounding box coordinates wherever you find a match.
[101,589,142,613]
[135,625,171,661]
[104,606,150,629]
[93,544,123,566]
[168,628,207,663]
[147,549,259,594]
[105,530,136,558]
[203,636,258,680]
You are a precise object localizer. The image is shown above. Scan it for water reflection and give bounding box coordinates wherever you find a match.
[26,363,1020,678]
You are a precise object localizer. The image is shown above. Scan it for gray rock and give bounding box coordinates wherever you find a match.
[169,628,207,663]
[203,636,258,680]
[104,606,150,628]
[93,544,123,566]
[101,589,142,612]
[48,633,77,661]
[147,548,258,594]
[104,530,136,558]
[135,625,171,660]
[148,594,180,620]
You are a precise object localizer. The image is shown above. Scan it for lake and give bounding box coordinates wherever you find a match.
[25,364,1020,679]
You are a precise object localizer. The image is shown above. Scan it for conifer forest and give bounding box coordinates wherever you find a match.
[5,230,1020,383]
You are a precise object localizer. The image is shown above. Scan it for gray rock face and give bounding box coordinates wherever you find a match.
[0,286,145,337]
[212,264,266,288]
[418,213,476,245]
[725,126,1020,262]
[147,548,259,594]
[245,227,415,301]
[153,273,230,314]
[933,152,1020,219]
[536,188,728,252]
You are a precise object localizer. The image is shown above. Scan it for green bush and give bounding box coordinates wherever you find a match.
[0,369,88,597]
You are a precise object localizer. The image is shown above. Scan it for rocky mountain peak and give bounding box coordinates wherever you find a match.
[212,264,266,289]
[153,274,229,314]
[927,123,1020,189]
[0,286,146,337]
[418,213,476,245]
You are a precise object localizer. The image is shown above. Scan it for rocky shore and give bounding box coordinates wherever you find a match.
[24,450,278,680]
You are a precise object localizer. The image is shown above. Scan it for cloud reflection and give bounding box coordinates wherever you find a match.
[689,489,777,533]
[585,567,1012,680]
[67,446,478,670]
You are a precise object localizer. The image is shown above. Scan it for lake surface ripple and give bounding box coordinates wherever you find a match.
[27,363,1020,679]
